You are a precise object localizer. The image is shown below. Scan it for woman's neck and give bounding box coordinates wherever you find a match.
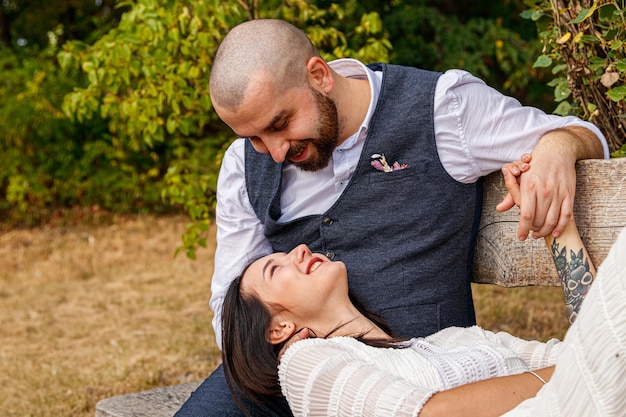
[312,306,391,340]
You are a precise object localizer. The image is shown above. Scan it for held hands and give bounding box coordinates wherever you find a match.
[496,151,576,241]
[496,154,531,210]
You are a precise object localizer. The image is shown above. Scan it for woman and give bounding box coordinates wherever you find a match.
[222,218,625,416]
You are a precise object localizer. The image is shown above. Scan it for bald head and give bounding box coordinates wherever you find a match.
[209,19,320,111]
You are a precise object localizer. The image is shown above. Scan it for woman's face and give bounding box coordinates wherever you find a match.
[241,244,348,319]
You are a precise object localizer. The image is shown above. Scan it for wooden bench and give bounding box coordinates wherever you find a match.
[95,158,626,417]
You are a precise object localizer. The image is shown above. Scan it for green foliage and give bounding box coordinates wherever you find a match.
[0,0,125,49]
[523,0,626,153]
[0,48,77,222]
[0,46,170,225]
[59,0,392,258]
[381,1,543,98]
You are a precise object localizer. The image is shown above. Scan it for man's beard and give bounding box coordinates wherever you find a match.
[288,88,339,172]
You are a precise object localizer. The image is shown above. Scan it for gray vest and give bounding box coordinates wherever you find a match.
[244,64,481,338]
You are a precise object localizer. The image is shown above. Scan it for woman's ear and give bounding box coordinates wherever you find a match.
[268,318,297,345]
[306,56,334,94]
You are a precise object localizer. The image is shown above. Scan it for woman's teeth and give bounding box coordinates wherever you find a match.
[309,260,322,273]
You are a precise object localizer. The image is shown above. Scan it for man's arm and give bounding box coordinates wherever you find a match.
[210,139,272,349]
[433,70,607,241]
[498,125,604,241]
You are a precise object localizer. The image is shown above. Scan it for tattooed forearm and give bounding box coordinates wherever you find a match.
[549,237,594,323]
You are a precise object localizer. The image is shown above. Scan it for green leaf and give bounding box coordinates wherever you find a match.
[611,39,624,51]
[570,3,598,24]
[554,82,571,101]
[587,103,597,113]
[533,54,552,68]
[551,64,568,75]
[57,51,74,70]
[553,101,572,116]
[607,85,626,102]
[616,59,626,72]
[588,56,607,71]
[598,3,618,22]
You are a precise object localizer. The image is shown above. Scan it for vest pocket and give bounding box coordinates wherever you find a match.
[367,166,416,185]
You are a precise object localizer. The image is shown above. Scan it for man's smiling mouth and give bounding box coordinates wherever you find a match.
[288,143,309,162]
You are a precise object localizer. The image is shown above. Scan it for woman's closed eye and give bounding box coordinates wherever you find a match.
[262,259,277,281]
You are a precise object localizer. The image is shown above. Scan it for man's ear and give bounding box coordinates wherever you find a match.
[268,318,297,345]
[306,56,334,94]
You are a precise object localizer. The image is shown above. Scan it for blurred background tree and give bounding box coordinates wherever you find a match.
[523,0,626,155]
[0,0,131,225]
[2,0,624,254]
[0,0,122,49]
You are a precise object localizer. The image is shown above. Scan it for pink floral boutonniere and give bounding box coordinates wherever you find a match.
[371,153,408,172]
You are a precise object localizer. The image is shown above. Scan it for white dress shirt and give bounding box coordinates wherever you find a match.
[210,59,608,347]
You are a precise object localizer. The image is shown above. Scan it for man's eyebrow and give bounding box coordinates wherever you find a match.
[262,259,275,279]
[263,111,288,132]
[234,111,288,139]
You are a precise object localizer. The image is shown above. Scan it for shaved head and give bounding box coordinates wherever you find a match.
[209,19,319,111]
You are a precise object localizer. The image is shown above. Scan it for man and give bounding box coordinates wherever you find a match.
[175,19,608,417]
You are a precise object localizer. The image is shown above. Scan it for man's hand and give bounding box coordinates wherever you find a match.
[497,142,576,241]
[496,126,603,241]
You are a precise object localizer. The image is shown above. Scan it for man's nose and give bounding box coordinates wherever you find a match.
[249,136,289,163]
[265,137,290,162]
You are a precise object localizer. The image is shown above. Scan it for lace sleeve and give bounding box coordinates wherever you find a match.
[467,327,561,370]
[426,327,561,371]
[278,338,436,417]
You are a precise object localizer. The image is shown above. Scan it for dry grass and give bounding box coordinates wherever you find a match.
[1,215,220,417]
[0,215,570,417]
[473,283,569,342]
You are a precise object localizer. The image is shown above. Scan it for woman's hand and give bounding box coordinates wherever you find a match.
[496,153,532,211]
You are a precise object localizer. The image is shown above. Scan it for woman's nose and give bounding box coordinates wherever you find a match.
[291,244,311,264]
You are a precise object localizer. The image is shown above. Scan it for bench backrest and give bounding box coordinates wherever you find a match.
[472,158,626,287]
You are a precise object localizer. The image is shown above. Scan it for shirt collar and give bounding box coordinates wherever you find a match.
[328,58,381,150]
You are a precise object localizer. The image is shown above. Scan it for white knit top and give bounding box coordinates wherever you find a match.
[278,326,561,417]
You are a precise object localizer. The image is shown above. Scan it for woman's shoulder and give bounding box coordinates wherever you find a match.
[424,325,491,343]
[280,336,408,367]
[283,336,375,357]
[278,337,373,383]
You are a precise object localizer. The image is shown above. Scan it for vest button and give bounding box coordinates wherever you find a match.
[322,217,334,226]
[325,250,335,259]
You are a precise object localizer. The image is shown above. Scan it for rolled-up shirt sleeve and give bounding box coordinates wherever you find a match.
[434,69,609,184]
[210,139,272,349]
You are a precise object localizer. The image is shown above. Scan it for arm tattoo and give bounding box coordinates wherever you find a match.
[549,238,594,323]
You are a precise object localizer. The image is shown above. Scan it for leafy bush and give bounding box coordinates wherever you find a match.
[59,0,392,257]
[0,45,171,226]
[523,0,626,154]
[382,1,545,101]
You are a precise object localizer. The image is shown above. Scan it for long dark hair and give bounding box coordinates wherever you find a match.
[221,267,404,413]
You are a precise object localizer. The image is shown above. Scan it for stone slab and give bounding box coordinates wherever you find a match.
[95,381,201,417]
